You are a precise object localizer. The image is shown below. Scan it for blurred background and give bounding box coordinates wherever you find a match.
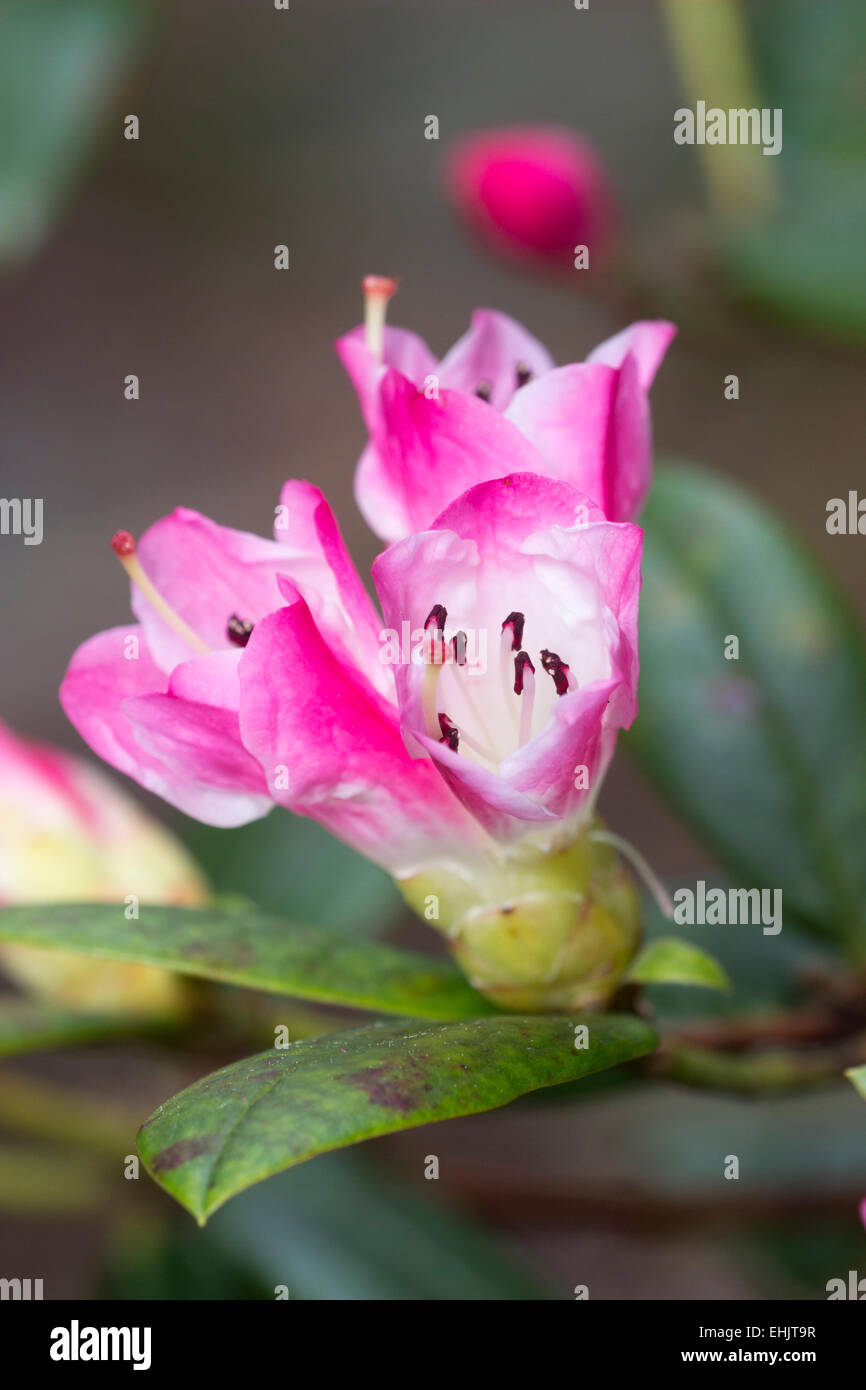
[1,0,865,1299]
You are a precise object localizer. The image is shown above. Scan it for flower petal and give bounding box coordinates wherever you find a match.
[335,324,437,432]
[60,628,271,828]
[437,308,555,410]
[275,480,392,696]
[372,474,641,842]
[237,596,485,874]
[132,509,296,671]
[503,362,618,511]
[361,369,545,539]
[586,319,677,392]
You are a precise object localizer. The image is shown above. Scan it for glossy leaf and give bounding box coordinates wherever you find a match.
[630,465,866,952]
[626,936,730,991]
[0,902,492,1020]
[137,1013,658,1221]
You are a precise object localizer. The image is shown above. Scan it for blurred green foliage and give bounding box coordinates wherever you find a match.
[0,0,152,263]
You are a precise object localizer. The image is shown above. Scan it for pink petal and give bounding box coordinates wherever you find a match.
[335,324,438,432]
[373,474,641,841]
[362,369,546,538]
[237,596,484,874]
[275,480,392,696]
[132,509,296,671]
[587,319,677,393]
[437,309,555,410]
[60,628,271,828]
[353,440,416,544]
[503,362,618,512]
[60,625,169,778]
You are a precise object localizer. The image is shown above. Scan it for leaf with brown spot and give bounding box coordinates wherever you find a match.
[137,1014,658,1222]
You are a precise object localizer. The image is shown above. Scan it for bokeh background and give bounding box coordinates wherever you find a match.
[1,0,865,1299]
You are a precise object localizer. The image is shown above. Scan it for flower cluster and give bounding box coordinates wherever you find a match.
[61,285,674,1009]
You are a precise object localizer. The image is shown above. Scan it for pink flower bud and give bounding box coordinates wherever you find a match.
[443,125,619,269]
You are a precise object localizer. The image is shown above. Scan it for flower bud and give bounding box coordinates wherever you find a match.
[398,821,641,1012]
[443,125,619,270]
[0,720,206,1016]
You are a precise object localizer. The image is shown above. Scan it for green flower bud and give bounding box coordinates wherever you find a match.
[398,821,641,1012]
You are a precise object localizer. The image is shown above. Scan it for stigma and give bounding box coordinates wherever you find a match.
[363,275,399,364]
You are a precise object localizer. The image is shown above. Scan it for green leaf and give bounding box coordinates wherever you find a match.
[630,465,866,952]
[137,1014,658,1221]
[0,996,150,1057]
[625,936,730,991]
[0,902,492,1020]
[716,1,866,342]
[0,0,153,263]
[180,808,401,939]
[845,1064,866,1102]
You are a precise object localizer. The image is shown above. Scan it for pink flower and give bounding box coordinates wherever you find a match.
[0,717,205,1012]
[442,125,619,269]
[368,472,641,846]
[337,287,675,541]
[60,482,483,874]
[61,474,639,874]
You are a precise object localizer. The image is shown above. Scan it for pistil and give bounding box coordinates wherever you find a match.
[363,275,398,363]
[110,531,210,655]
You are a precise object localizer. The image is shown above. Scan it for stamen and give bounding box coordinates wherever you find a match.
[540,648,576,697]
[442,665,502,765]
[513,650,535,694]
[424,603,448,666]
[515,362,533,388]
[424,603,447,633]
[475,381,492,403]
[422,661,445,741]
[438,713,459,752]
[501,611,525,651]
[111,531,210,655]
[362,275,398,363]
[500,623,521,732]
[227,614,254,647]
[514,652,536,748]
[452,631,468,666]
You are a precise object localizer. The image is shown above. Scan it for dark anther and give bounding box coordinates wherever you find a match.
[452,631,468,666]
[513,650,536,695]
[540,648,571,697]
[438,713,459,752]
[515,362,532,389]
[227,614,254,647]
[501,610,526,650]
[475,381,492,403]
[424,603,447,633]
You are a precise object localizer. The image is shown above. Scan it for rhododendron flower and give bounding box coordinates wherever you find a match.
[61,482,482,870]
[442,125,619,268]
[61,471,644,1010]
[0,717,205,1014]
[337,279,675,540]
